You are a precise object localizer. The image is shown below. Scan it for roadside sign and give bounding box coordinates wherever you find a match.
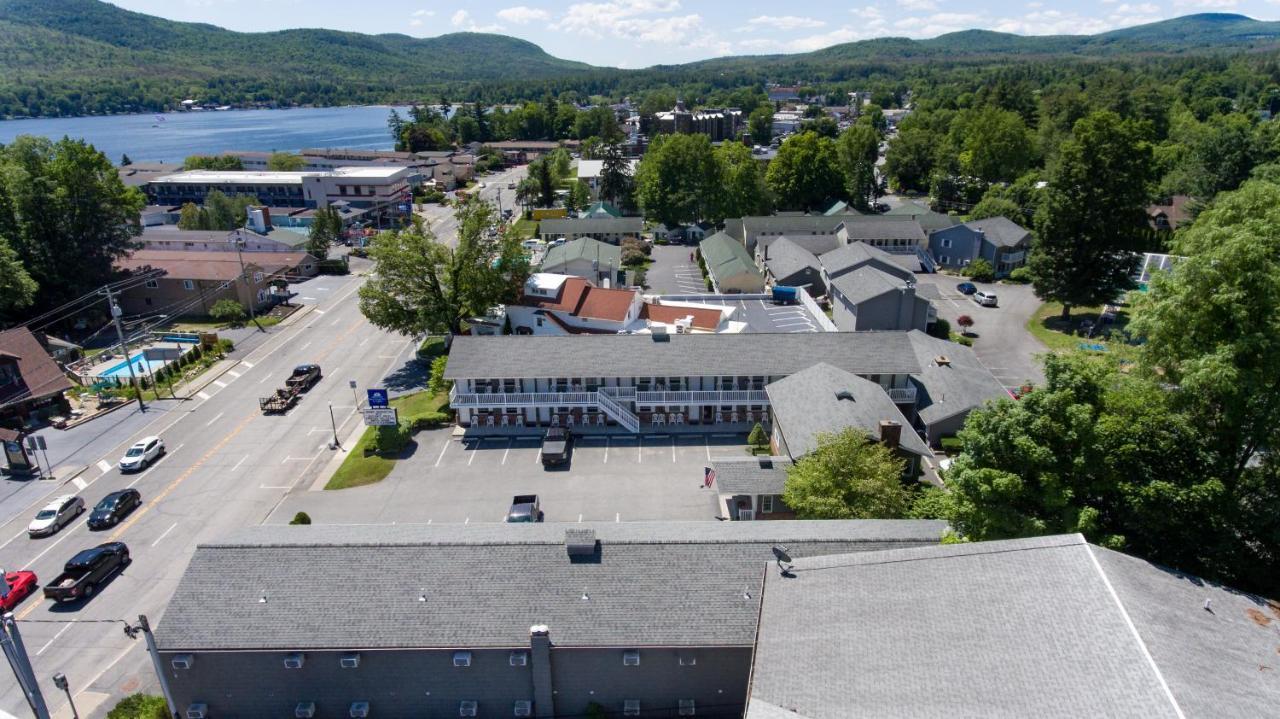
[25,435,46,451]
[363,407,398,426]
[366,389,389,408]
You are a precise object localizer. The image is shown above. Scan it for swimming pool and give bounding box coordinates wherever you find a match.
[94,353,171,379]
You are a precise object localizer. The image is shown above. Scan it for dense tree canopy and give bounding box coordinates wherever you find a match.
[635,134,721,227]
[766,131,843,211]
[782,428,913,519]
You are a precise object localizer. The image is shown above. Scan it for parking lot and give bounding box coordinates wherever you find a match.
[675,295,823,333]
[272,429,749,525]
[914,274,1046,389]
[648,244,707,294]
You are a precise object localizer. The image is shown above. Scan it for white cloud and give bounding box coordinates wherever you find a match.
[899,0,939,10]
[451,9,469,26]
[497,6,551,24]
[1026,1,1043,7]
[553,0,702,44]
[744,15,826,31]
[412,9,433,17]
[448,9,503,32]
[409,18,424,27]
[1173,0,1237,6]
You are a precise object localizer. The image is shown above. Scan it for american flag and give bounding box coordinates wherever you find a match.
[703,466,716,488]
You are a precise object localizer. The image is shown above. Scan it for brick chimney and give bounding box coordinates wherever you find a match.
[879,420,901,449]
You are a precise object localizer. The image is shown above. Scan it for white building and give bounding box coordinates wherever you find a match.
[145,166,412,214]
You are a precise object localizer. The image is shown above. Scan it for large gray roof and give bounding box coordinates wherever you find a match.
[883,200,959,231]
[540,237,621,270]
[444,331,924,380]
[907,330,1011,425]
[741,215,848,237]
[965,215,1032,248]
[748,534,1280,718]
[818,242,914,281]
[711,457,793,495]
[156,521,945,652]
[826,265,907,307]
[539,217,643,236]
[836,216,926,243]
[759,237,820,284]
[765,363,930,458]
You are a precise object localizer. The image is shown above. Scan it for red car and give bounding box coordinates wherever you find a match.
[2,570,38,611]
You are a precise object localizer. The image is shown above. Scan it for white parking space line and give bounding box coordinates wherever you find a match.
[299,341,312,350]
[72,476,88,490]
[36,621,76,656]
[312,309,325,315]
[615,513,620,522]
[151,522,179,547]
[301,296,317,301]
[672,437,677,463]
[705,436,711,461]
[196,391,211,400]
[359,337,371,347]
[603,438,609,464]
[204,411,224,426]
[331,317,343,326]
[212,380,228,388]
[96,460,112,473]
[226,370,242,378]
[241,361,255,368]
[282,455,317,463]
[502,440,512,465]
[535,446,543,464]
[231,456,248,472]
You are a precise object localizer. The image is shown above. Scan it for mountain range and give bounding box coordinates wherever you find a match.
[2,1,1279,117]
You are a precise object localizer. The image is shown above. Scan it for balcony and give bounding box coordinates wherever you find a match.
[450,390,598,407]
[635,390,769,404]
[887,386,917,404]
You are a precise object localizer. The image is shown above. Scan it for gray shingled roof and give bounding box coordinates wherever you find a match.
[443,332,923,380]
[539,217,643,236]
[765,363,930,458]
[883,200,959,232]
[965,215,1031,248]
[540,237,621,271]
[827,265,907,307]
[760,237,820,285]
[155,521,945,651]
[748,534,1280,718]
[741,215,847,237]
[836,216,927,243]
[907,331,1011,425]
[819,242,914,281]
[711,457,793,495]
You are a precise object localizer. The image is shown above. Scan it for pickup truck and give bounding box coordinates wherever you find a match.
[506,495,542,523]
[259,364,322,414]
[43,542,130,602]
[285,364,322,391]
[541,428,572,467]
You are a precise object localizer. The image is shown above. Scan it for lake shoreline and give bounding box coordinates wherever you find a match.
[0,103,416,124]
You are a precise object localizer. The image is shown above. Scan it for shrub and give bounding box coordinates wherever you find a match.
[290,512,312,525]
[1007,266,1032,283]
[928,318,951,339]
[107,694,169,719]
[705,277,713,291]
[956,315,974,334]
[940,437,964,454]
[374,422,411,454]
[632,267,647,288]
[316,258,350,275]
[747,422,769,448]
[217,338,234,353]
[427,355,451,396]
[963,258,995,283]
[622,246,647,266]
[209,299,246,325]
[409,411,451,432]
[956,335,974,346]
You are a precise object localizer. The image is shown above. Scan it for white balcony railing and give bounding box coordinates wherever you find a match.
[635,390,770,404]
[887,386,917,404]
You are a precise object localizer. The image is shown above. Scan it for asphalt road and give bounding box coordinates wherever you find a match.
[415,164,528,246]
[0,273,419,718]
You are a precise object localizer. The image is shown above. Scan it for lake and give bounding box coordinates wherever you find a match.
[0,106,412,164]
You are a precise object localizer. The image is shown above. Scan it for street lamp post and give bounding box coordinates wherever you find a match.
[52,673,78,719]
[328,401,341,450]
[233,234,262,332]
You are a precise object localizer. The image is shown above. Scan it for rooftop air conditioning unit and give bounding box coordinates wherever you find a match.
[349,701,370,718]
[622,650,640,666]
[186,704,208,719]
[513,700,532,717]
[340,653,361,669]
[283,653,305,669]
[295,702,316,718]
[453,651,472,667]
[459,700,478,717]
[171,655,194,670]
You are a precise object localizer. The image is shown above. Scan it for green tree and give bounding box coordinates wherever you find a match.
[183,154,243,170]
[202,190,255,230]
[107,694,168,719]
[1029,111,1154,319]
[766,132,843,211]
[266,152,306,171]
[359,201,528,335]
[0,135,144,315]
[566,180,591,214]
[781,427,911,519]
[969,195,1024,222]
[176,202,208,230]
[747,105,773,144]
[307,206,342,259]
[952,106,1036,184]
[714,141,771,219]
[574,106,622,143]
[963,258,994,282]
[209,298,246,325]
[0,235,37,322]
[289,511,312,525]
[747,422,768,449]
[533,159,556,207]
[598,144,633,209]
[883,127,937,193]
[836,123,880,211]
[427,354,452,396]
[635,133,720,227]
[547,148,572,182]
[120,154,132,166]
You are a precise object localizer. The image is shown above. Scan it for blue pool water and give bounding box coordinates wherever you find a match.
[96,354,170,379]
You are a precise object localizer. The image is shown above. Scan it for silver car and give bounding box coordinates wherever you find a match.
[973,290,998,307]
[28,494,85,538]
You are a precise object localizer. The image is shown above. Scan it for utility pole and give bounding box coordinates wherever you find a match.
[138,615,178,719]
[233,235,262,332]
[102,284,146,412]
[1,611,52,719]
[52,673,78,719]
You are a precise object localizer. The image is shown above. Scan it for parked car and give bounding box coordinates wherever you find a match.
[507,495,543,522]
[28,494,85,538]
[507,182,516,190]
[119,436,165,472]
[541,428,572,468]
[956,282,978,295]
[1,570,38,611]
[43,543,130,602]
[973,290,999,307]
[87,489,142,530]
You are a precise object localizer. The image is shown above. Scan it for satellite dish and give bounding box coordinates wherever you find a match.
[772,546,792,565]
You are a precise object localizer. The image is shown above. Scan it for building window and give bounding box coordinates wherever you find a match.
[509,651,528,666]
[622,649,640,666]
[453,651,472,667]
[761,495,775,513]
[513,700,532,717]
[253,271,264,282]
[938,255,949,265]
[182,279,195,291]
[623,700,641,717]
[459,701,478,717]
[940,238,952,248]
[678,699,696,716]
[144,279,159,289]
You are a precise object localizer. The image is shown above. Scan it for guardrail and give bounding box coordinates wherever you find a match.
[887,386,918,404]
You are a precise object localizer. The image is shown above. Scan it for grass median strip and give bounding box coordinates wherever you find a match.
[325,390,449,490]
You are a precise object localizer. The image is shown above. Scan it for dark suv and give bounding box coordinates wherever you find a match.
[88,489,142,530]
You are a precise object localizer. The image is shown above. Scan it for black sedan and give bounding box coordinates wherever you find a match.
[87,489,142,530]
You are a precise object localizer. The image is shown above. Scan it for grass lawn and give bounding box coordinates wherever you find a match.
[1028,301,1137,358]
[418,335,448,360]
[511,217,537,240]
[324,390,449,490]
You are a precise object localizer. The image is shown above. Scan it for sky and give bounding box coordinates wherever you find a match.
[108,0,1279,68]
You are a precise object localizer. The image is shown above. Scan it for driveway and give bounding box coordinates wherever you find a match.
[648,244,707,294]
[270,429,748,525]
[674,296,823,333]
[915,274,1046,390]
